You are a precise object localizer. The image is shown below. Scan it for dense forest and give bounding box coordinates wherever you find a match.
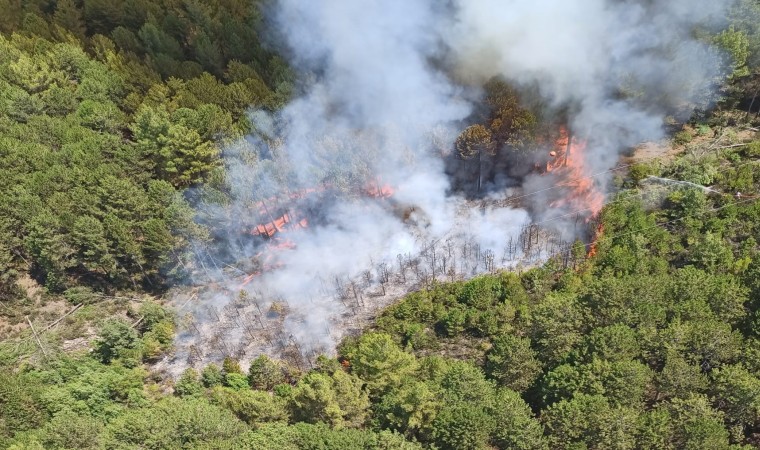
[0,0,291,300]
[3,0,760,449]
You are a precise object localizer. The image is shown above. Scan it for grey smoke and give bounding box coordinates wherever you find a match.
[442,0,730,223]
[169,0,734,370]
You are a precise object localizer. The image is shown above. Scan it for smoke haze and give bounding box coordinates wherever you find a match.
[167,0,734,371]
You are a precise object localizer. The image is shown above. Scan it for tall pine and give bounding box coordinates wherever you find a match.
[53,0,87,40]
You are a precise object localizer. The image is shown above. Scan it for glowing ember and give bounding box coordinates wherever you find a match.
[546,126,605,220]
[239,240,293,287]
[269,238,297,251]
[239,262,284,288]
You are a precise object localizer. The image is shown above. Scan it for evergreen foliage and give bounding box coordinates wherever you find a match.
[2,3,760,450]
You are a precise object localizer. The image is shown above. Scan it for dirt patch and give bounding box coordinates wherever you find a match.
[626,140,682,164]
[17,275,42,302]
[623,124,758,167]
[62,336,92,353]
[0,276,71,339]
[0,319,26,337]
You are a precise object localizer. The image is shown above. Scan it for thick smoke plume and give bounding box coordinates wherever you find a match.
[165,0,732,372]
[444,0,729,224]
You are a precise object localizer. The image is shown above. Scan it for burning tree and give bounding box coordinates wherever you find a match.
[545,126,606,221]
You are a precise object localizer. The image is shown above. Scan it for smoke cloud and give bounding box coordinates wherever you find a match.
[444,0,729,223]
[166,0,733,372]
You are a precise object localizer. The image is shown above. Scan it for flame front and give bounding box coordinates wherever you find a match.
[244,178,396,285]
[587,223,604,258]
[365,180,395,198]
[546,126,605,220]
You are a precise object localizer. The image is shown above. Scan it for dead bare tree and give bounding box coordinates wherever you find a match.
[206,305,221,322]
[426,241,438,278]
[39,303,83,334]
[210,332,231,358]
[397,254,406,283]
[288,335,311,370]
[332,276,350,308]
[350,281,363,308]
[483,249,495,273]
[502,235,517,263]
[222,304,242,328]
[333,276,345,298]
[189,319,202,335]
[245,311,266,330]
[441,242,449,276]
[26,316,48,359]
[261,329,274,345]
[234,340,247,360]
[188,345,203,365]
[243,322,258,341]
[377,262,389,295]
[378,262,390,284]
[249,292,264,317]
[410,257,421,280]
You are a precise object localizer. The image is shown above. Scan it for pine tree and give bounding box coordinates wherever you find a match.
[53,0,87,41]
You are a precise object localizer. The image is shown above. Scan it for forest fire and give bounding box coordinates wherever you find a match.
[252,213,309,238]
[365,180,395,198]
[587,223,605,258]
[251,179,395,240]
[244,178,398,284]
[239,239,294,287]
[546,126,606,220]
[250,186,323,238]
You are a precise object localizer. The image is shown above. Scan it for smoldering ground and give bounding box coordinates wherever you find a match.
[164,0,735,373]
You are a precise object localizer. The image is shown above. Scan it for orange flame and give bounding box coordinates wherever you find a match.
[587,222,604,258]
[239,240,291,287]
[252,179,395,239]
[546,126,605,220]
[365,179,395,198]
[243,178,395,286]
[251,213,310,238]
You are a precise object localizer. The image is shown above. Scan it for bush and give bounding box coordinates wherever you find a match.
[485,335,542,391]
[62,286,98,305]
[673,130,694,145]
[202,364,224,388]
[102,397,247,449]
[210,387,289,427]
[248,355,285,391]
[138,301,174,332]
[225,373,249,391]
[94,319,140,364]
[429,403,494,450]
[40,410,102,449]
[175,369,203,397]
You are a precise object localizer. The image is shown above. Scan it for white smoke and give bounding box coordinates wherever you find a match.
[167,0,733,371]
[446,0,727,166]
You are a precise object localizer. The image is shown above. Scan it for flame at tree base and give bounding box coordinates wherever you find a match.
[587,222,604,258]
